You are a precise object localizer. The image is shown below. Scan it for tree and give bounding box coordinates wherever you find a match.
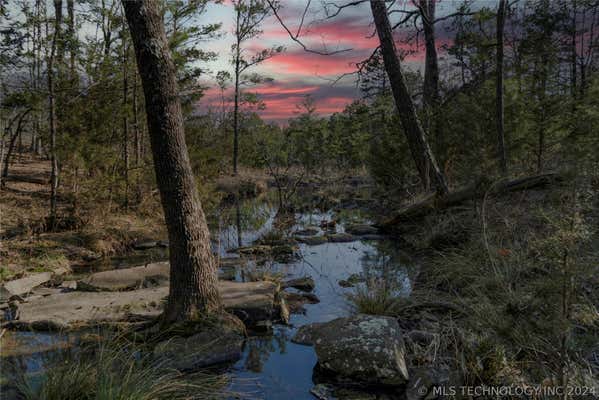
[122,0,220,322]
[230,0,282,175]
[47,0,62,229]
[496,0,508,176]
[369,0,448,195]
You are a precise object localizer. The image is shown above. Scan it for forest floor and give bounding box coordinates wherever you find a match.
[0,154,165,281]
[376,173,599,391]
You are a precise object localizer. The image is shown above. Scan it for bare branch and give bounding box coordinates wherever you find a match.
[266,0,352,55]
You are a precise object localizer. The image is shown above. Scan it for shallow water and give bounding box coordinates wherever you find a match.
[1,196,413,399]
[214,198,414,398]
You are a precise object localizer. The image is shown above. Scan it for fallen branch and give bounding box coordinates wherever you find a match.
[379,173,562,230]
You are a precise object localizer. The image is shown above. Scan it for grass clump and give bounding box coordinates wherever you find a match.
[347,280,400,317]
[15,334,228,400]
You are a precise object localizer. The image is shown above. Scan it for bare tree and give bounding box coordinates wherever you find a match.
[122,0,221,322]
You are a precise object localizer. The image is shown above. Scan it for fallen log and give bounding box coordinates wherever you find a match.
[379,173,562,230]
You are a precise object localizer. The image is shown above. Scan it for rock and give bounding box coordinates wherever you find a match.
[295,236,327,246]
[406,330,437,346]
[338,273,365,288]
[272,244,297,256]
[282,292,320,314]
[282,276,315,292]
[9,281,285,331]
[360,234,387,241]
[345,224,379,236]
[157,240,169,248]
[219,257,246,268]
[295,227,320,236]
[60,280,78,290]
[77,262,170,291]
[310,384,335,400]
[294,314,409,386]
[231,245,273,256]
[219,266,237,281]
[326,233,357,243]
[320,220,337,229]
[153,325,244,371]
[132,241,158,250]
[292,322,326,345]
[0,272,53,302]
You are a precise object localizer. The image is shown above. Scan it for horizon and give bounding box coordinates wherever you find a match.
[197,0,468,124]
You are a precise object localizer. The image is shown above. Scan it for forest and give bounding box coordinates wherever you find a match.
[0,0,598,399]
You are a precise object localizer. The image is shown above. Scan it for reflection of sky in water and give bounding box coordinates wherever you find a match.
[219,200,413,398]
[2,198,413,400]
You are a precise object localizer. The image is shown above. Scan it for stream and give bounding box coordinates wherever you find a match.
[1,195,415,399]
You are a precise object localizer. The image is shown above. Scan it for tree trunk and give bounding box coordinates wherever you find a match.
[2,110,31,185]
[496,0,508,176]
[122,0,221,322]
[122,26,129,209]
[48,0,62,230]
[232,9,241,176]
[133,72,141,167]
[369,0,448,195]
[67,0,77,87]
[420,0,439,109]
[419,0,444,173]
[571,0,577,98]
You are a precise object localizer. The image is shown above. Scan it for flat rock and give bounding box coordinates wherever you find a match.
[282,276,315,292]
[326,233,357,243]
[8,281,284,331]
[294,227,320,236]
[218,257,246,268]
[293,314,409,386]
[282,292,320,314]
[295,235,327,246]
[360,234,387,241]
[153,326,244,371]
[345,224,379,236]
[0,272,53,302]
[132,241,158,250]
[77,262,170,291]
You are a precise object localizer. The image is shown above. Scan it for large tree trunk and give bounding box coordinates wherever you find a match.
[496,0,508,176]
[369,0,448,195]
[122,0,221,322]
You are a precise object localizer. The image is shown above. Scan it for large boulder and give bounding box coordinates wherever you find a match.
[293,314,409,386]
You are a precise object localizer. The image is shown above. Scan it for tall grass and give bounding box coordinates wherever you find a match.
[15,334,228,400]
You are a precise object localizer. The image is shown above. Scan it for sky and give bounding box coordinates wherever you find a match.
[196,0,464,124]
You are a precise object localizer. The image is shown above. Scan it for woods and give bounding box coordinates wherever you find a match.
[1,0,599,399]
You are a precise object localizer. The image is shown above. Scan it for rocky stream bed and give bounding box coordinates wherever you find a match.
[1,200,427,399]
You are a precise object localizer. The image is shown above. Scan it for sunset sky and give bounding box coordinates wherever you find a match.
[197,0,465,123]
